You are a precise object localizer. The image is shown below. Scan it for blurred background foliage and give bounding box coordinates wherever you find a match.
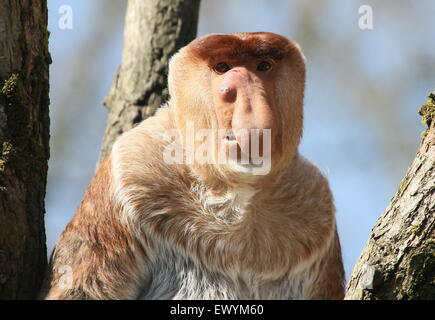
[46,0,435,278]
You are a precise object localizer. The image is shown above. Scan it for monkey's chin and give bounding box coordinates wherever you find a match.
[219,140,271,176]
[226,160,269,176]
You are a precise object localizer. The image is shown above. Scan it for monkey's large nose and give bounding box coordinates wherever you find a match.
[218,68,251,103]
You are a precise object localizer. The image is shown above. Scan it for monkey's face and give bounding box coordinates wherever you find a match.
[168,32,306,177]
[210,52,277,164]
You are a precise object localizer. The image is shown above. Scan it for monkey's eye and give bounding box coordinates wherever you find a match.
[213,62,231,74]
[257,61,272,72]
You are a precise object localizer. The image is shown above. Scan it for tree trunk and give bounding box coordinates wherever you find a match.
[346,92,434,300]
[100,0,201,158]
[0,1,50,299]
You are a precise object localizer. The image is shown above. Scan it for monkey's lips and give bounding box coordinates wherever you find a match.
[221,129,238,144]
[221,129,252,161]
[224,130,237,141]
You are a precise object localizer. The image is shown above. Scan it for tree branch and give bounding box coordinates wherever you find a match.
[346,92,435,300]
[100,0,201,158]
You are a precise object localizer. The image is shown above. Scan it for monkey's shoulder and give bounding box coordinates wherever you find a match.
[281,154,334,202]
[111,106,184,176]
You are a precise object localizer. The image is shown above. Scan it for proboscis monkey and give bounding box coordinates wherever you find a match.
[42,32,345,300]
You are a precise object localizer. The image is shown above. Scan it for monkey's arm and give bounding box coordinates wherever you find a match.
[305,229,346,300]
[41,158,149,300]
[286,160,346,300]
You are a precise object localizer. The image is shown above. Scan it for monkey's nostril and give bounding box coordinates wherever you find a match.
[220,86,230,93]
[218,85,237,103]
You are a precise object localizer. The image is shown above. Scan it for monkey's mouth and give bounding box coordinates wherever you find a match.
[223,130,237,141]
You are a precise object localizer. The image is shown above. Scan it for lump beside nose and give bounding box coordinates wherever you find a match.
[218,69,251,103]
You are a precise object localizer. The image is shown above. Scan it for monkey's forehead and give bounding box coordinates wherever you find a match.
[186,32,298,63]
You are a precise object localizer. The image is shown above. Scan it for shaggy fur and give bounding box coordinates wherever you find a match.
[42,32,345,300]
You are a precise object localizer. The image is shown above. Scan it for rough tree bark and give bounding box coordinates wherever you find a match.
[346,92,434,300]
[100,0,201,158]
[0,1,50,299]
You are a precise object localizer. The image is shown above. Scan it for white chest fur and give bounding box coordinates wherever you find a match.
[138,186,312,300]
[139,241,308,300]
[199,186,258,223]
